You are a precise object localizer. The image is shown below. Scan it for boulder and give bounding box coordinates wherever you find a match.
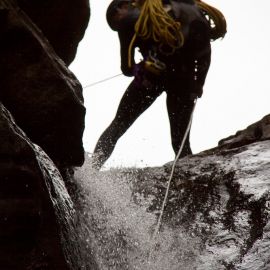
[0,102,91,270]
[77,116,270,269]
[219,114,270,150]
[0,0,93,268]
[17,0,90,65]
[129,125,270,269]
[0,0,86,168]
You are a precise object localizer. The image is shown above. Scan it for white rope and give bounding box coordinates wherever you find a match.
[148,98,198,260]
[83,73,123,89]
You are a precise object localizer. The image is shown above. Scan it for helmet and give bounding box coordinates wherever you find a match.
[106,0,130,31]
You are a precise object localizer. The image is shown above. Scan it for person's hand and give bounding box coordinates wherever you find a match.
[133,61,144,77]
[133,61,153,88]
[189,82,203,99]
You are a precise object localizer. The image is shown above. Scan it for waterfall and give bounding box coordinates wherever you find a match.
[74,155,204,270]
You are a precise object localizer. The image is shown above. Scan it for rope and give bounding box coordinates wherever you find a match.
[195,0,227,40]
[148,98,198,261]
[128,0,184,68]
[83,73,123,89]
[128,0,226,68]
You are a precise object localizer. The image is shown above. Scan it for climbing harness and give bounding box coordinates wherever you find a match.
[83,73,123,89]
[144,50,167,75]
[148,97,198,261]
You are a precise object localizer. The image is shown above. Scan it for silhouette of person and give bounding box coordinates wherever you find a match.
[92,0,226,169]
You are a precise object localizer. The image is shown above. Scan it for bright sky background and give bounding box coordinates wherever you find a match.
[70,0,270,169]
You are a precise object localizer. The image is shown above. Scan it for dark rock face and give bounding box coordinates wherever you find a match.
[0,0,86,167]
[17,0,90,65]
[73,115,270,269]
[128,133,270,268]
[0,0,91,268]
[219,114,270,150]
[0,103,86,270]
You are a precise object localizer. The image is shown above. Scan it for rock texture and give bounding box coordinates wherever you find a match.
[0,0,86,167]
[73,116,270,270]
[219,114,270,150]
[128,122,270,269]
[0,103,88,270]
[16,0,90,65]
[0,0,91,268]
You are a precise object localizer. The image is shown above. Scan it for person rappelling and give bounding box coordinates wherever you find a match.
[91,0,226,170]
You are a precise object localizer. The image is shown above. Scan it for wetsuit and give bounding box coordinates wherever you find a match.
[93,0,211,169]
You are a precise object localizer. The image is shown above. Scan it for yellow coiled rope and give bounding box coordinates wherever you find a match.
[195,0,227,40]
[128,0,184,68]
[128,0,227,69]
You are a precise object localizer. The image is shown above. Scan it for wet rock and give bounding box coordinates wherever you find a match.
[219,114,270,150]
[17,0,90,65]
[72,111,270,269]
[0,102,90,270]
[0,0,85,167]
[0,0,92,268]
[126,137,270,269]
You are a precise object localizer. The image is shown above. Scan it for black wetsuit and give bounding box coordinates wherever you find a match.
[93,0,211,168]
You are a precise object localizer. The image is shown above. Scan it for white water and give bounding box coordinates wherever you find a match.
[74,155,203,270]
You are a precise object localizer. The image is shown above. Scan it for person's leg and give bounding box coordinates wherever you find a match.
[92,80,162,169]
[166,91,195,158]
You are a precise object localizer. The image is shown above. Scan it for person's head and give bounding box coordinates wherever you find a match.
[106,0,130,31]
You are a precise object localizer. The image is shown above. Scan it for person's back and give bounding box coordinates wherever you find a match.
[139,1,211,74]
[106,0,212,77]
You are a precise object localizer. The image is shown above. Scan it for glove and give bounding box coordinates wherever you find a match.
[133,61,153,88]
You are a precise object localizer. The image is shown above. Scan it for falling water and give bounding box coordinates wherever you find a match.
[73,154,209,270]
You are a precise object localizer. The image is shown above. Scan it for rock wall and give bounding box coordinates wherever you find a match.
[127,119,270,269]
[219,114,270,150]
[0,0,91,268]
[0,103,88,270]
[73,115,270,270]
[17,0,90,65]
[0,0,87,168]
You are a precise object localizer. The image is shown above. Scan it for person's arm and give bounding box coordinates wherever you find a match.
[194,45,211,97]
[118,28,136,76]
[116,4,140,76]
[106,1,139,76]
[187,18,212,98]
[186,43,211,99]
